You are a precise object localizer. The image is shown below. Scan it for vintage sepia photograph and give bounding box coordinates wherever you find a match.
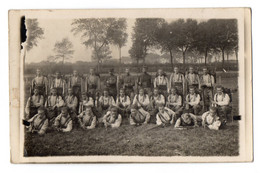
[9,9,252,163]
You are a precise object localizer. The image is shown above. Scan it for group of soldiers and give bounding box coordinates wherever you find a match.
[24,66,232,135]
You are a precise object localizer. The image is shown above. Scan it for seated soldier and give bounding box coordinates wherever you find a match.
[96,88,116,116]
[156,104,176,126]
[78,92,94,114]
[201,106,221,130]
[116,88,131,117]
[212,85,231,123]
[53,107,73,132]
[132,87,150,111]
[26,106,49,135]
[77,107,97,130]
[174,109,198,128]
[185,86,201,115]
[149,87,166,123]
[25,87,44,119]
[166,87,183,117]
[45,88,65,121]
[129,104,150,126]
[103,106,122,128]
[65,88,78,119]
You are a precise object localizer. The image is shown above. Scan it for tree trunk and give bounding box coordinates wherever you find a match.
[169,49,173,70]
[119,46,121,75]
[221,49,225,67]
[204,48,208,65]
[182,51,186,64]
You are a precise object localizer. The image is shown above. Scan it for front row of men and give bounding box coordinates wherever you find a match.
[25,84,231,135]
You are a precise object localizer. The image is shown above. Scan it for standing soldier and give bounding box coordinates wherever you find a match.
[68,70,84,99]
[137,66,153,96]
[169,66,185,97]
[121,68,135,100]
[51,71,66,97]
[154,68,169,97]
[85,67,100,99]
[31,68,48,97]
[185,66,200,91]
[199,67,215,111]
[105,68,118,100]
[185,86,201,115]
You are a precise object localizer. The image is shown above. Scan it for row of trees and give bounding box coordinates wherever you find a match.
[129,18,238,68]
[23,18,238,73]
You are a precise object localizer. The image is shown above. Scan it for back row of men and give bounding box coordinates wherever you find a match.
[25,66,231,135]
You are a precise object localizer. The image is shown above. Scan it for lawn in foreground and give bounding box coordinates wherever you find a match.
[24,121,239,157]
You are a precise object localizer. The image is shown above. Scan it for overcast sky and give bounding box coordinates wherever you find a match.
[25,18,136,63]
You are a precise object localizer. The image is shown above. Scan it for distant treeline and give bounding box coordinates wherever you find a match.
[25,60,238,75]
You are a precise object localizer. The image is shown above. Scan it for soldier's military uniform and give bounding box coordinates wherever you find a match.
[213,91,231,122]
[132,93,150,111]
[185,72,200,90]
[174,111,198,128]
[166,93,183,118]
[25,90,44,119]
[169,72,185,96]
[31,75,48,96]
[200,73,215,110]
[45,91,65,121]
[149,93,165,123]
[202,109,221,130]
[154,74,169,97]
[103,107,122,128]
[121,73,135,99]
[78,108,97,129]
[185,92,201,115]
[137,71,152,96]
[27,108,49,135]
[116,94,131,118]
[129,105,150,126]
[156,107,176,126]
[85,74,100,99]
[64,94,78,119]
[105,72,118,100]
[68,74,84,99]
[51,77,66,97]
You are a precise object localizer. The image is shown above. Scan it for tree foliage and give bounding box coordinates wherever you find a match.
[51,38,74,64]
[25,19,44,51]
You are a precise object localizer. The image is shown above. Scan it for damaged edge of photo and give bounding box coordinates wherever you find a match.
[9,8,253,163]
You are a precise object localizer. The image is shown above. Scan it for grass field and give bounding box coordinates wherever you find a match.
[24,71,239,157]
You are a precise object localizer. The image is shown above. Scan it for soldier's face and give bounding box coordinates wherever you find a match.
[104,91,108,96]
[56,72,61,78]
[154,89,159,95]
[38,110,45,117]
[182,114,191,124]
[52,90,57,96]
[131,109,137,115]
[139,89,144,95]
[111,110,117,117]
[171,88,177,94]
[158,106,164,113]
[174,67,179,73]
[189,88,195,94]
[142,68,147,73]
[90,69,94,74]
[203,69,208,75]
[34,89,39,95]
[73,71,78,76]
[82,94,86,100]
[36,70,41,75]
[189,67,194,73]
[68,90,73,95]
[120,90,125,97]
[158,69,163,76]
[217,88,223,95]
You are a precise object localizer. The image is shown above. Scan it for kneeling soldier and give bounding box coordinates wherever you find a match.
[166,87,183,118]
[25,87,44,119]
[174,109,198,128]
[27,106,49,135]
[97,88,116,116]
[116,88,131,117]
[201,106,221,130]
[53,107,73,132]
[78,107,97,130]
[45,88,65,122]
[156,104,176,126]
[129,104,150,126]
[132,87,150,111]
[185,86,201,115]
[103,106,122,128]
